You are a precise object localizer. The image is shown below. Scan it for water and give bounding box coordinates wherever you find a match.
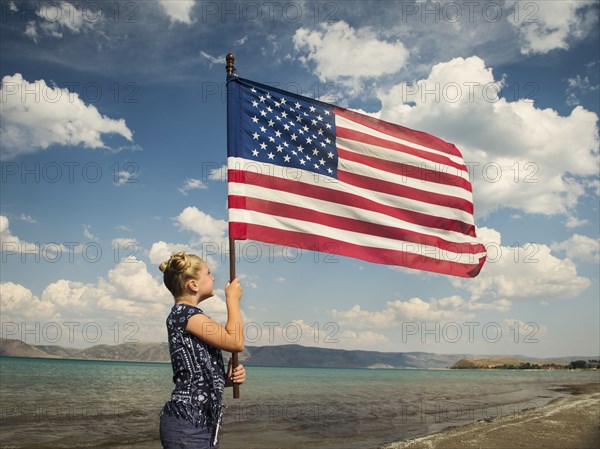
[1,357,598,449]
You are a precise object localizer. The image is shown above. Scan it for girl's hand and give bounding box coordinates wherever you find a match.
[225,278,242,304]
[227,357,246,386]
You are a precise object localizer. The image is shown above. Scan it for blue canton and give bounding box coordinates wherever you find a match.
[163,303,225,429]
[236,78,339,179]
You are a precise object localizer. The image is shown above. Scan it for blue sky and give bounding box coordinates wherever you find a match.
[1,0,598,358]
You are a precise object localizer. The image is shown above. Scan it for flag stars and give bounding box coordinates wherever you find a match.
[241,84,337,179]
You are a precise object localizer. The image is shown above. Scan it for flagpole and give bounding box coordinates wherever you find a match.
[226,52,241,399]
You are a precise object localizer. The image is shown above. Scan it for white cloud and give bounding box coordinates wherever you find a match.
[0,282,57,319]
[178,178,207,196]
[566,75,600,106]
[294,21,408,92]
[114,170,138,186]
[388,296,476,321]
[208,164,228,182]
[104,258,168,303]
[148,240,194,266]
[452,227,591,301]
[503,318,548,341]
[1,215,38,254]
[0,73,133,160]
[158,0,196,24]
[332,304,397,329]
[176,206,228,244]
[83,224,98,241]
[376,56,599,219]
[148,240,221,275]
[24,1,101,42]
[551,234,600,263]
[337,330,389,348]
[235,35,248,46]
[510,0,598,55]
[331,294,501,330]
[200,50,223,66]
[19,214,36,224]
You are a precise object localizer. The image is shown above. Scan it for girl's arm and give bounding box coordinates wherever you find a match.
[186,278,244,352]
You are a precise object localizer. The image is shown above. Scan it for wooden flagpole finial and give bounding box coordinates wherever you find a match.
[226,52,235,76]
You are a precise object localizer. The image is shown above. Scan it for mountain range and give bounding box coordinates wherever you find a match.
[1,338,594,369]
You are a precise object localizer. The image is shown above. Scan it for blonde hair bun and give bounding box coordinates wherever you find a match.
[160,252,191,274]
[159,251,204,297]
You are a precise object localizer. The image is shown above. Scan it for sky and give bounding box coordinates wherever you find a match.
[0,0,599,359]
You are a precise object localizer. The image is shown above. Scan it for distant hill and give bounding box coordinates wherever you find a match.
[240,344,467,369]
[451,358,571,369]
[0,339,596,369]
[0,339,53,358]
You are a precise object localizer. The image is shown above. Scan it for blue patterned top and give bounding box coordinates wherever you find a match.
[163,303,225,429]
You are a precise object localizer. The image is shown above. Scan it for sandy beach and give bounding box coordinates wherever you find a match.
[382,383,600,449]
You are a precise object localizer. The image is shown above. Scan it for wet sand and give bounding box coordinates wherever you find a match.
[382,383,600,449]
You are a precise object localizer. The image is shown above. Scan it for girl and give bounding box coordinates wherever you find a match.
[159,251,245,449]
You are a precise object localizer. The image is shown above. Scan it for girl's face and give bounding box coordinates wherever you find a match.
[195,262,215,301]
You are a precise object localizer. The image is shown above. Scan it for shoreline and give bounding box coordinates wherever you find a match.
[381,383,600,449]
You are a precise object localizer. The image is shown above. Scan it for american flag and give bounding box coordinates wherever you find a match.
[227,77,487,278]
